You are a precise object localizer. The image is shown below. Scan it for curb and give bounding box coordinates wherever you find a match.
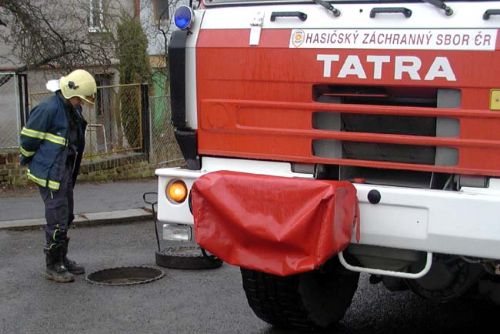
[0,208,153,230]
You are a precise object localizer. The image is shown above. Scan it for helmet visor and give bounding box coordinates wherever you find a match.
[81,94,96,105]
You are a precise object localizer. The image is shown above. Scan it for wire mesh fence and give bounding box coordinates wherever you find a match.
[149,94,183,165]
[27,85,183,166]
[29,84,145,158]
[0,73,20,149]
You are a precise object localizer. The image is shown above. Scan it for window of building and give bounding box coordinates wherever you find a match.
[88,0,104,32]
[154,0,169,22]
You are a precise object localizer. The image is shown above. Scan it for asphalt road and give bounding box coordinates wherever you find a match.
[1,221,498,334]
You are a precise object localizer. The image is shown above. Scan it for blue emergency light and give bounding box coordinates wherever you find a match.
[174,6,194,30]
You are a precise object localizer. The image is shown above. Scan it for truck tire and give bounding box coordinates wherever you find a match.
[241,257,359,331]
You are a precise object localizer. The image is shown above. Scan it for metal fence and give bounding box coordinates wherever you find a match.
[149,94,182,165]
[27,84,183,165]
[0,73,21,149]
[30,83,146,158]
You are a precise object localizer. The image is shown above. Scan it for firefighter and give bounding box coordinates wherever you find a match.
[19,69,97,283]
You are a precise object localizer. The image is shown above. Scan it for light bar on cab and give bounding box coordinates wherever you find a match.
[174,5,194,30]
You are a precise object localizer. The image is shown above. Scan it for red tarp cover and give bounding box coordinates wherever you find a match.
[192,171,360,276]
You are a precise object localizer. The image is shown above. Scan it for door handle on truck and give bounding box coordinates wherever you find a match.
[483,9,500,20]
[370,7,412,18]
[270,11,308,22]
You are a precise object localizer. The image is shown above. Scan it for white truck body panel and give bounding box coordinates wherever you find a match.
[157,157,500,260]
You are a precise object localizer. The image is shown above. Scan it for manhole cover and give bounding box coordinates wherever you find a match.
[86,266,164,286]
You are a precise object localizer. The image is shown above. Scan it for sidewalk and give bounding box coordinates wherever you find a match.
[0,178,158,229]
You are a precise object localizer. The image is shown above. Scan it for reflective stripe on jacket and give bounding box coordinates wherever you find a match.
[19,92,87,190]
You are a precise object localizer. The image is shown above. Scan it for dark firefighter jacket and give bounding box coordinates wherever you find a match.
[19,92,87,190]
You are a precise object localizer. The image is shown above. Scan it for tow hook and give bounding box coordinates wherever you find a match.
[481,260,500,275]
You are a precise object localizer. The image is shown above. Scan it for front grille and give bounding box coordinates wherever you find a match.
[341,114,436,137]
[313,84,440,108]
[311,85,460,167]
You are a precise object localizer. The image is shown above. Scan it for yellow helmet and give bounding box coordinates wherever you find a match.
[60,69,97,105]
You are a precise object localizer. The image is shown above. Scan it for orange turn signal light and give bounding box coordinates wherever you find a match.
[166,180,188,204]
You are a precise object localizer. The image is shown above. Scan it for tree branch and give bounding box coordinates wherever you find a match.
[1,0,118,72]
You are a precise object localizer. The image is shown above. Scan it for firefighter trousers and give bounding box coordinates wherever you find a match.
[39,164,75,249]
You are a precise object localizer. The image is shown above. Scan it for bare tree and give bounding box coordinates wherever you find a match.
[0,0,127,73]
[155,0,186,51]
[140,0,187,89]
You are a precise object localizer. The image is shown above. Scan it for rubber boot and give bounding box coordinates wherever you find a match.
[62,238,85,275]
[45,247,74,283]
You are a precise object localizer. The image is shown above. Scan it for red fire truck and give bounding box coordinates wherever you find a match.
[156,0,500,330]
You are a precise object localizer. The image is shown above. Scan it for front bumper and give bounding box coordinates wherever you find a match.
[156,157,500,261]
